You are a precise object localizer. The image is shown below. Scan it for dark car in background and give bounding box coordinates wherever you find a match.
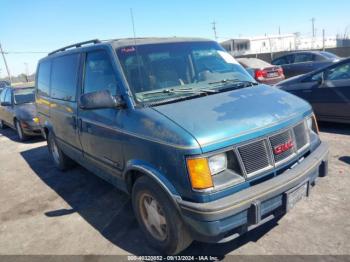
[271,51,340,78]
[276,57,350,124]
[237,57,285,84]
[0,86,41,140]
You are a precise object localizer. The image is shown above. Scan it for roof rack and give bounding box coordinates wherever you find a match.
[48,39,101,56]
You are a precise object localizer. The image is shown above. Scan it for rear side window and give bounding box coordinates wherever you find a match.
[272,56,288,65]
[294,53,314,63]
[83,50,118,95]
[37,60,51,96]
[51,54,80,101]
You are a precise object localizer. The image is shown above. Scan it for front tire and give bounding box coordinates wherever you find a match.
[15,120,28,141]
[132,176,192,255]
[47,132,74,171]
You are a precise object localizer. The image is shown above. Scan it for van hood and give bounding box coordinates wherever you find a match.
[153,85,312,152]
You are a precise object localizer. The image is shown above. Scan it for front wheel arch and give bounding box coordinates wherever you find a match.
[124,165,182,212]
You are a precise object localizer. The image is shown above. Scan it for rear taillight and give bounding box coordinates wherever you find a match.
[255,69,267,80]
[277,67,284,76]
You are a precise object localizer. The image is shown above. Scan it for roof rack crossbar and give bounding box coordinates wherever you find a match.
[48,39,101,56]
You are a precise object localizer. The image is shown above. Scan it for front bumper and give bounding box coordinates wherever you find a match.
[177,141,329,243]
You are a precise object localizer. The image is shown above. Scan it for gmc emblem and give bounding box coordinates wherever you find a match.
[273,140,294,155]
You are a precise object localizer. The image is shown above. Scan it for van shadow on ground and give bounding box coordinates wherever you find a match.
[20,145,284,258]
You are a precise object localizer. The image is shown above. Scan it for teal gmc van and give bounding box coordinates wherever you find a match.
[35,38,329,254]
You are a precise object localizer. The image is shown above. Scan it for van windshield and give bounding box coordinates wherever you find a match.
[14,88,35,105]
[116,41,255,105]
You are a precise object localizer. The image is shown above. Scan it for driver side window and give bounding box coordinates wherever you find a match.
[325,62,350,81]
[83,50,118,95]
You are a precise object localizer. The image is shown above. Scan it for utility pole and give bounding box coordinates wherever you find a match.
[24,62,29,82]
[24,62,29,76]
[211,21,218,41]
[322,29,325,51]
[311,18,316,37]
[311,18,315,49]
[0,43,12,83]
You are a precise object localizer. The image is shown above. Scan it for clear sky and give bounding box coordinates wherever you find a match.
[1,0,349,77]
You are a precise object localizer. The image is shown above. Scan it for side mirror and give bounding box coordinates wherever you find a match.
[79,90,125,110]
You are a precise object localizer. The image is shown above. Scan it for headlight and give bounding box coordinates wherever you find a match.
[208,153,227,175]
[33,117,40,124]
[306,114,319,134]
[186,153,228,190]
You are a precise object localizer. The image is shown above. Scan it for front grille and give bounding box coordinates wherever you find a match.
[269,130,295,163]
[236,120,310,178]
[293,122,308,150]
[237,140,271,175]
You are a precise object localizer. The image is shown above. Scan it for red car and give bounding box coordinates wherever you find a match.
[237,57,285,85]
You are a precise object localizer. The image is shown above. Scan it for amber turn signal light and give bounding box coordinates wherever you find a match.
[187,158,213,190]
[33,117,40,124]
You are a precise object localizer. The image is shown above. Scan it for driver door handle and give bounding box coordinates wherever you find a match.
[72,116,77,129]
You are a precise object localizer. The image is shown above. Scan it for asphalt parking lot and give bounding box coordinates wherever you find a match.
[0,123,349,258]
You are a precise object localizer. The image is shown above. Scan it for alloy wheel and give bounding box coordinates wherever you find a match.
[139,192,168,241]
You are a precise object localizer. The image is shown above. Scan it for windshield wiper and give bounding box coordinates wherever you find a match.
[209,79,258,86]
[141,87,217,97]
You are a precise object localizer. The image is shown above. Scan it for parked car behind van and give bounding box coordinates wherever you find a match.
[0,80,10,95]
[36,38,328,254]
[0,80,10,89]
[276,57,350,124]
[0,86,41,140]
[271,51,339,78]
[237,57,285,84]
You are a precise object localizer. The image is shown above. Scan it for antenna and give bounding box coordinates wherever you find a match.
[129,8,144,92]
[130,8,137,42]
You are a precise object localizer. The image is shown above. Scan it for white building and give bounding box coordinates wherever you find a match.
[221,34,338,56]
[296,37,337,50]
[221,34,296,56]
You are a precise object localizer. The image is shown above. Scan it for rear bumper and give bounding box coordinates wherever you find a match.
[259,76,285,85]
[177,141,329,243]
[21,121,42,136]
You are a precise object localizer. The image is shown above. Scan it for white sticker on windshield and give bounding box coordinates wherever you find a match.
[218,50,239,64]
